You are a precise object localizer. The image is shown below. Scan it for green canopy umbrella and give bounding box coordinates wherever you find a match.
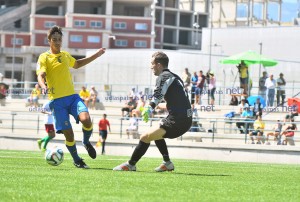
[219,50,278,67]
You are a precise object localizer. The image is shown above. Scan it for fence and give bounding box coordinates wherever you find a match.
[2,109,298,145]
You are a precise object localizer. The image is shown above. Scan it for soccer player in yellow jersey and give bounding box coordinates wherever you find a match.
[36,26,106,168]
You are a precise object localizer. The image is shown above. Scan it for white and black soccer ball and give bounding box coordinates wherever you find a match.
[45,147,64,166]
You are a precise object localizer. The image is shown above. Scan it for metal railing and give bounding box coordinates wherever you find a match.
[1,106,299,145]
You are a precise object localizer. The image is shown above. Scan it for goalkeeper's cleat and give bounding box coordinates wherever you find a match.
[154,161,175,172]
[73,159,89,169]
[84,143,97,159]
[96,141,101,148]
[41,148,47,152]
[113,162,136,171]
[37,140,42,150]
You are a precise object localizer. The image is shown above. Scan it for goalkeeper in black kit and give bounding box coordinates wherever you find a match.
[113,51,192,172]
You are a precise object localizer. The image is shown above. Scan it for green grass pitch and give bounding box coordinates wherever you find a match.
[0,150,300,202]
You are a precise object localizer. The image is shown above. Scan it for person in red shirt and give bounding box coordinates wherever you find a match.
[97,114,111,154]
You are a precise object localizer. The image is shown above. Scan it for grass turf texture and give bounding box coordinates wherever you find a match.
[0,150,300,202]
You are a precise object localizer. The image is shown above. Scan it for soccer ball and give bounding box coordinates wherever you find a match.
[45,147,64,166]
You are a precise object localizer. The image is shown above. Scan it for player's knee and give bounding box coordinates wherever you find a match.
[140,133,151,142]
[79,113,91,124]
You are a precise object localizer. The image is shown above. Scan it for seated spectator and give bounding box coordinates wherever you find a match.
[252,98,264,118]
[121,96,137,117]
[26,84,41,107]
[237,99,249,115]
[0,83,8,106]
[132,95,146,117]
[229,95,238,106]
[126,112,139,139]
[236,106,254,134]
[281,118,297,145]
[249,115,265,144]
[89,86,99,110]
[79,86,90,107]
[290,100,299,119]
[239,96,250,105]
[266,120,283,145]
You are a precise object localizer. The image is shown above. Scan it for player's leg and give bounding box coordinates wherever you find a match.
[71,95,96,159]
[78,111,96,159]
[154,139,174,172]
[51,96,88,168]
[41,124,55,151]
[63,128,89,169]
[113,127,166,171]
[101,131,107,155]
[154,118,191,172]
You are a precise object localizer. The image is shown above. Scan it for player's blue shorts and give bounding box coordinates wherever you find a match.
[49,94,88,134]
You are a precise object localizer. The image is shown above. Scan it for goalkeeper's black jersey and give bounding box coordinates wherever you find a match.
[150,69,192,118]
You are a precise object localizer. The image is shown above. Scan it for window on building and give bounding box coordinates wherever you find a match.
[11,38,23,45]
[237,4,248,18]
[135,23,148,30]
[134,40,147,48]
[74,20,86,27]
[70,35,83,42]
[114,22,127,29]
[87,36,100,43]
[90,21,102,28]
[115,40,128,47]
[44,21,56,28]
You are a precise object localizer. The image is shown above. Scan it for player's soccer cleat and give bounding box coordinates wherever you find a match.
[84,143,97,159]
[96,141,101,148]
[113,162,136,171]
[154,161,174,172]
[73,159,89,169]
[37,140,42,150]
[41,148,47,152]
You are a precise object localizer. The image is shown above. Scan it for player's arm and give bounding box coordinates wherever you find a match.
[41,109,52,115]
[108,122,111,132]
[37,72,48,94]
[73,48,106,69]
[150,75,171,109]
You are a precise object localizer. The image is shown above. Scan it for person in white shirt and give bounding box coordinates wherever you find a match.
[238,99,249,115]
[37,101,55,151]
[126,112,139,139]
[265,74,276,107]
[276,73,286,106]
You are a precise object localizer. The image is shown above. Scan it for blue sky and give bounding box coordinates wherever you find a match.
[238,0,299,22]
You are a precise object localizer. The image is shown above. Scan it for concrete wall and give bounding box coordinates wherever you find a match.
[201,26,300,62]
[85,26,300,99]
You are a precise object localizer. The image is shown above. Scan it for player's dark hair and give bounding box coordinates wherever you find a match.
[152,51,169,68]
[48,25,63,40]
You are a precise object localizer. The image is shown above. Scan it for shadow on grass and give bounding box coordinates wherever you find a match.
[170,172,231,177]
[90,167,231,177]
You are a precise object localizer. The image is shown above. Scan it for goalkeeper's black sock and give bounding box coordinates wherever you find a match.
[129,140,150,165]
[155,139,170,162]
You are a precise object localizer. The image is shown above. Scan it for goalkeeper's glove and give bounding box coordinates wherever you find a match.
[141,106,153,123]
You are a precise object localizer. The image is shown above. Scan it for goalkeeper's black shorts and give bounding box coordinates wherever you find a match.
[160,115,192,139]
